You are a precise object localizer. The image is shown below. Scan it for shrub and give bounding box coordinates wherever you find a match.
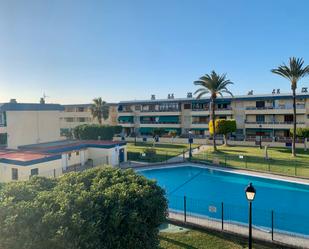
[0,167,167,249]
[73,124,122,140]
[209,119,237,145]
[144,148,156,158]
[290,127,309,138]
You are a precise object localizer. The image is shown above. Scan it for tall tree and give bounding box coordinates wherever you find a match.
[90,97,109,124]
[271,57,309,157]
[194,71,234,150]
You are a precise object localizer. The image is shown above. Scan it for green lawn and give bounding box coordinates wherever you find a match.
[159,230,276,249]
[127,142,199,162]
[193,145,309,177]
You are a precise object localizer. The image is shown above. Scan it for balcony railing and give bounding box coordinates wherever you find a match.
[246,105,305,110]
[192,107,232,111]
[192,121,209,124]
[140,109,181,112]
[245,121,305,125]
[140,121,180,124]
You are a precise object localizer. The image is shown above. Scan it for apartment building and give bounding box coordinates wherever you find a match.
[117,91,309,142]
[60,103,118,136]
[0,101,64,149]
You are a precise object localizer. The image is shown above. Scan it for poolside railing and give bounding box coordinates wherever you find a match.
[190,152,309,178]
[168,194,309,248]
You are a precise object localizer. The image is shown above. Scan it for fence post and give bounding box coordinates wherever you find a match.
[224,156,227,167]
[166,152,168,162]
[53,169,56,178]
[221,202,224,230]
[295,162,297,176]
[183,149,185,161]
[184,195,187,223]
[271,210,274,241]
[268,160,270,172]
[245,156,247,168]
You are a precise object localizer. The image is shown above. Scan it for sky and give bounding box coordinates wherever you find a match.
[0,0,309,104]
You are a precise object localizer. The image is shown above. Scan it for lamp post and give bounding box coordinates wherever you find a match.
[188,130,193,159]
[245,182,256,249]
[259,124,262,149]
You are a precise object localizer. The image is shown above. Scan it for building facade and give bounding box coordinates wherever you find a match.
[117,91,309,142]
[0,102,64,149]
[60,103,118,137]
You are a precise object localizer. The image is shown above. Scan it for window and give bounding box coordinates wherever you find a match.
[76,151,80,156]
[77,107,85,112]
[284,115,293,122]
[0,133,7,145]
[12,168,18,180]
[256,101,265,108]
[64,117,74,122]
[0,112,6,126]
[78,117,86,122]
[68,153,71,160]
[256,115,265,123]
[184,104,191,109]
[30,168,39,176]
[135,105,141,111]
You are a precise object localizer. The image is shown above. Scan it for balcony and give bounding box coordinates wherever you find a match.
[139,122,181,128]
[191,107,233,116]
[244,121,306,129]
[245,105,306,114]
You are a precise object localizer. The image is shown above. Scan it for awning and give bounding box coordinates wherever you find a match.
[139,127,154,133]
[159,116,179,123]
[246,128,274,133]
[118,116,133,122]
[191,128,208,131]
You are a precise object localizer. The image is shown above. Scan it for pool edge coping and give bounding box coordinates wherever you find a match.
[136,161,309,186]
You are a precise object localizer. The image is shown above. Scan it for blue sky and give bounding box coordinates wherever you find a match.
[0,0,309,104]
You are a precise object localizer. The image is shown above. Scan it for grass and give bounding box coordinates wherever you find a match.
[193,145,309,177]
[159,229,276,249]
[127,142,199,162]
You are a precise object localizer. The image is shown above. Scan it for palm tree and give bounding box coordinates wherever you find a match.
[90,97,109,124]
[194,71,234,150]
[271,57,309,157]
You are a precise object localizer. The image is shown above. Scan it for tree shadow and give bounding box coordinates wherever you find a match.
[158,235,199,249]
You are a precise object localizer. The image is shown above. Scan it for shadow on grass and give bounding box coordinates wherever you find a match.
[158,235,198,249]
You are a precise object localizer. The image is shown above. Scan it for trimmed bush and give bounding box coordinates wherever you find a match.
[209,119,237,145]
[0,167,167,249]
[290,127,309,138]
[73,124,122,140]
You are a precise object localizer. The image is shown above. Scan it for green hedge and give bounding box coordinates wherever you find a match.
[0,167,167,249]
[73,124,122,140]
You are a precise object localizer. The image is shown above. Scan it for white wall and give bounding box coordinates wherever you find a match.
[0,158,62,183]
[6,110,62,148]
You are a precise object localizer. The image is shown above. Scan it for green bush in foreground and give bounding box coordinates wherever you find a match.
[0,167,167,249]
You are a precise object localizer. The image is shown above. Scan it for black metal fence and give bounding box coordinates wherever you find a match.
[167,194,309,248]
[191,152,309,178]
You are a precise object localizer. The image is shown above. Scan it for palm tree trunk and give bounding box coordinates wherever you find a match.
[211,98,217,150]
[292,88,297,157]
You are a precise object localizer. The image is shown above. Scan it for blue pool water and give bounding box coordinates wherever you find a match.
[139,165,309,236]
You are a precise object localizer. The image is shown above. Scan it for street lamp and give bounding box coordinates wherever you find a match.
[245,182,256,249]
[188,130,193,159]
[258,124,262,149]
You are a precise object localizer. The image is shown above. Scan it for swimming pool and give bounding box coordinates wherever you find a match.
[139,165,309,236]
